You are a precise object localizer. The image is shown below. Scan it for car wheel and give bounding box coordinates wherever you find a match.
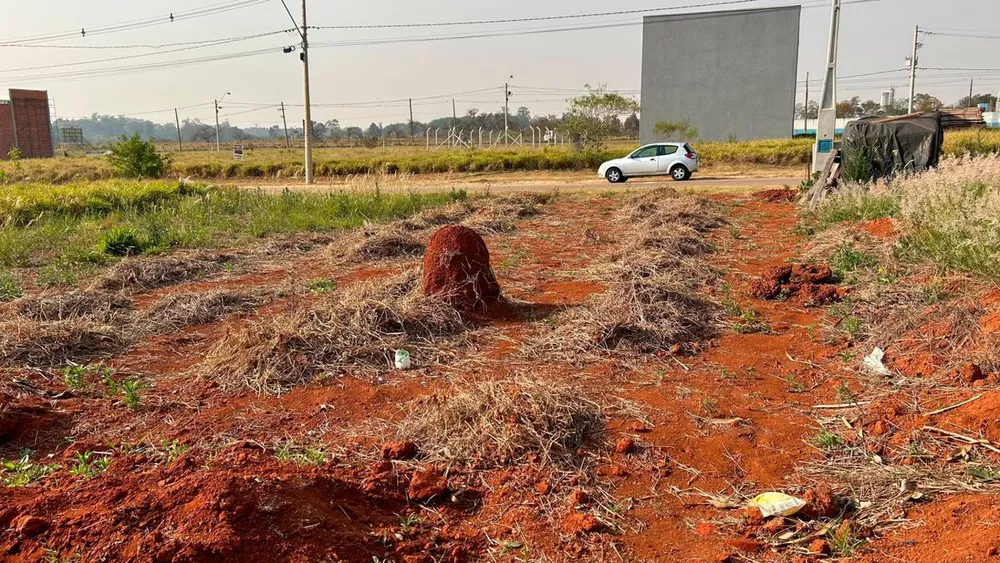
[606,167,624,183]
[670,165,691,181]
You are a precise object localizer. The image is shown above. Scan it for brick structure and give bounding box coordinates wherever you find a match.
[0,89,54,159]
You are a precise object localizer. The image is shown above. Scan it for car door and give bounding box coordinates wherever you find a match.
[657,144,680,173]
[623,145,659,176]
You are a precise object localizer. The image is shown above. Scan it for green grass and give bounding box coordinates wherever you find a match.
[69,451,111,479]
[306,278,337,294]
[1,454,60,487]
[813,191,901,228]
[0,180,467,274]
[813,430,843,450]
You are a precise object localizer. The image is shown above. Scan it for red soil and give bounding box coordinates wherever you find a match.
[421,225,501,311]
[749,262,843,306]
[753,188,800,203]
[861,217,896,239]
[1,194,997,562]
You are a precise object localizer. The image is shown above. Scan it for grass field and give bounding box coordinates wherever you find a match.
[0,179,466,290]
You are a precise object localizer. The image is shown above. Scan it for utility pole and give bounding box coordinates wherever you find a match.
[969,77,974,108]
[174,108,183,152]
[812,0,840,174]
[804,71,810,135]
[301,0,314,183]
[907,25,920,114]
[280,102,290,150]
[504,76,513,146]
[409,98,414,145]
[214,92,229,152]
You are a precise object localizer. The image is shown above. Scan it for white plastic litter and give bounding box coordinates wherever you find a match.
[394,350,412,370]
[862,347,892,376]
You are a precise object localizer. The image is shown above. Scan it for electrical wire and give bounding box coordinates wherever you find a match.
[0,30,295,51]
[0,0,271,45]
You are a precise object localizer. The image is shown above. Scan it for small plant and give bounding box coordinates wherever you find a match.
[813,430,843,450]
[968,466,1000,482]
[828,520,865,556]
[732,305,769,334]
[275,444,294,463]
[0,271,22,301]
[69,451,111,479]
[831,245,876,276]
[300,447,326,466]
[787,375,806,393]
[61,364,90,390]
[101,368,119,397]
[719,282,741,316]
[37,260,78,288]
[307,278,337,294]
[398,513,422,533]
[162,439,189,464]
[700,396,719,417]
[1,454,59,487]
[835,381,856,405]
[120,377,143,411]
[841,316,862,341]
[100,226,145,257]
[106,133,169,179]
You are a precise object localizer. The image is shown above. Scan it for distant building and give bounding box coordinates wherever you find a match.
[640,6,801,143]
[1,89,54,159]
[880,87,896,110]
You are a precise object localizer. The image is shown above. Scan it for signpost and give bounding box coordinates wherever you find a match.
[233,144,244,161]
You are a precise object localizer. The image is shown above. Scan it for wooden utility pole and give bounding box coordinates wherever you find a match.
[409,98,415,145]
[280,102,290,150]
[174,108,183,152]
[969,77,974,108]
[301,0,314,183]
[804,71,810,135]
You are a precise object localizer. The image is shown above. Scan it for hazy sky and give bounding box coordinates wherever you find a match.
[1,0,998,129]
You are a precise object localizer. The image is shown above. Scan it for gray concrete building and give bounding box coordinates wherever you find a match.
[640,6,801,144]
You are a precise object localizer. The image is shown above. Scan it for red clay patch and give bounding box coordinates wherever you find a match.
[422,225,500,311]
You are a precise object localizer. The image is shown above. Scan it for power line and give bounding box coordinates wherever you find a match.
[0,0,271,45]
[0,30,296,73]
[0,30,295,51]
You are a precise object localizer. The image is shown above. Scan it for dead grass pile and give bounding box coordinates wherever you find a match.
[396,200,476,232]
[393,377,607,467]
[254,233,336,255]
[462,193,550,233]
[143,290,268,333]
[14,290,133,323]
[535,193,723,359]
[96,251,232,291]
[202,270,470,394]
[328,228,424,264]
[0,317,134,366]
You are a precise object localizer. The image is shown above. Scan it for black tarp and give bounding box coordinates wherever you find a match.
[841,112,944,181]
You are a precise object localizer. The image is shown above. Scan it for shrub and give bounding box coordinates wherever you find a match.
[100,226,145,256]
[106,134,169,179]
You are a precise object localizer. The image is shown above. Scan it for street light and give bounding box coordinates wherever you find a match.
[215,91,231,152]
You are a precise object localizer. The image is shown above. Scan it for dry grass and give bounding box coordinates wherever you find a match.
[0,317,134,366]
[329,228,425,264]
[396,200,477,232]
[95,251,232,291]
[13,290,133,323]
[393,377,607,467]
[201,270,470,394]
[143,290,269,333]
[462,193,549,234]
[534,192,724,359]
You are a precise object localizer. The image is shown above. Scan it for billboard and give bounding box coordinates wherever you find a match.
[640,6,801,143]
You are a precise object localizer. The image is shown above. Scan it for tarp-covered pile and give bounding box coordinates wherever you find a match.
[841,112,944,181]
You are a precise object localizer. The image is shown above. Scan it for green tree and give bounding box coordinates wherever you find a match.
[106,133,169,179]
[653,119,698,141]
[564,84,640,151]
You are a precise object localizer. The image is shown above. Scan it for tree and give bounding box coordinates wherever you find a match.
[563,84,640,151]
[858,99,882,117]
[653,119,698,141]
[836,96,861,118]
[912,93,944,113]
[106,133,169,179]
[624,113,640,138]
[955,93,997,109]
[795,101,819,120]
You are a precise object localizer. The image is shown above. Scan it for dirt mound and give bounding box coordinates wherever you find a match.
[749,263,841,306]
[753,188,799,203]
[421,225,500,311]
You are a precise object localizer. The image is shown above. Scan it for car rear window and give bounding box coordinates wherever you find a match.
[683,144,695,154]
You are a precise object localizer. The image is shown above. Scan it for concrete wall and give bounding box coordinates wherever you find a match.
[640,6,801,143]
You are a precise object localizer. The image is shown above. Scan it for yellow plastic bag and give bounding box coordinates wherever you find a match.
[749,492,806,518]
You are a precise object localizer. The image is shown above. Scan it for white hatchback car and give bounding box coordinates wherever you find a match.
[598,143,699,183]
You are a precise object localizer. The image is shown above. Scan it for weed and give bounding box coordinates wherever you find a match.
[101,368,119,397]
[69,451,111,479]
[307,278,337,294]
[222,262,235,273]
[841,316,862,341]
[720,282,741,316]
[835,381,856,405]
[1,454,59,487]
[0,271,23,301]
[829,520,865,556]
[61,364,90,390]
[813,430,843,450]
[37,260,78,288]
[300,447,326,466]
[732,305,769,334]
[100,227,145,257]
[830,245,875,275]
[398,513,422,533]
[498,248,530,271]
[120,377,143,411]
[106,133,169,179]
[162,439,189,464]
[700,396,719,417]
[968,466,1000,482]
[274,444,326,466]
[274,444,294,463]
[787,375,806,393]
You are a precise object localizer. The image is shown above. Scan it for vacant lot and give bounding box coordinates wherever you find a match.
[2,163,1000,561]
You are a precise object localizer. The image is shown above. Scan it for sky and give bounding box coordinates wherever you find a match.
[1,0,998,129]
